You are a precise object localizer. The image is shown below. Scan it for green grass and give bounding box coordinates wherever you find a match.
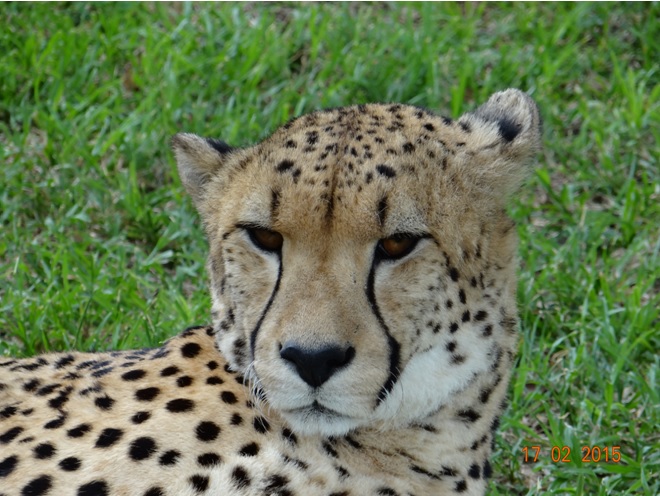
[1,3,657,494]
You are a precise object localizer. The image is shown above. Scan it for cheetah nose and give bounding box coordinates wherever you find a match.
[280,343,356,388]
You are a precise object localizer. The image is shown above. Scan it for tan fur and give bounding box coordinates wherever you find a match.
[1,89,541,496]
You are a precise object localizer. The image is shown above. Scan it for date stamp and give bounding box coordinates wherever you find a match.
[522,445,622,463]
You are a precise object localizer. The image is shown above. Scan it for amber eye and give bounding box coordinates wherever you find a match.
[377,235,420,260]
[247,228,284,252]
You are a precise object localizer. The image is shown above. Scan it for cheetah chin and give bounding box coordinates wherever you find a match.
[2,89,541,496]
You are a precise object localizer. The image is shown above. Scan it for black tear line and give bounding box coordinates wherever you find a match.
[249,258,283,357]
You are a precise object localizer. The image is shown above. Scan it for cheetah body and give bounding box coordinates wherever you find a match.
[1,89,541,496]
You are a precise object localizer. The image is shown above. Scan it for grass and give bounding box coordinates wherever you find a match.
[1,3,657,494]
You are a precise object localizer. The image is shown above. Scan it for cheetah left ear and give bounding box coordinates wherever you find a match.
[171,133,234,208]
[458,89,542,197]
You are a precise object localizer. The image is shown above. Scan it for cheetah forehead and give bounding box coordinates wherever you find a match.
[173,89,541,236]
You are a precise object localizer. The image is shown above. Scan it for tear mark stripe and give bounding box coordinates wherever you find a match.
[249,259,283,357]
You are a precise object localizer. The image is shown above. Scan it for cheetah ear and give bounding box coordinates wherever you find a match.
[171,133,234,208]
[458,89,542,197]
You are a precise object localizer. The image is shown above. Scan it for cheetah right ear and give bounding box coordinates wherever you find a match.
[458,89,542,199]
[171,133,234,208]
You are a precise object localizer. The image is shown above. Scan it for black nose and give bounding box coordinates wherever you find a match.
[280,343,356,388]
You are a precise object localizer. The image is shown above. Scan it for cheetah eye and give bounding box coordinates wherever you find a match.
[377,234,421,260]
[246,227,284,252]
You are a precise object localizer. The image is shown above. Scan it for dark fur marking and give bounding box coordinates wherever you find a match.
[377,196,388,227]
[497,117,521,142]
[367,254,401,405]
[270,189,281,221]
[376,164,396,178]
[277,160,295,173]
[249,257,283,357]
[206,138,233,155]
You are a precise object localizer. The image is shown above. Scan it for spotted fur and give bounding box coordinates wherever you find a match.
[1,89,541,495]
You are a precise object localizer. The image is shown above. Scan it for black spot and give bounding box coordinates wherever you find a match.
[135,387,160,401]
[144,488,165,496]
[220,391,237,404]
[121,369,146,381]
[482,325,493,337]
[33,443,56,459]
[449,322,459,333]
[459,289,467,304]
[323,441,338,458]
[176,376,193,387]
[344,435,362,449]
[54,355,75,369]
[0,426,23,444]
[306,130,319,145]
[231,466,251,488]
[454,479,468,492]
[483,459,493,478]
[181,342,201,358]
[446,341,457,352]
[36,383,60,396]
[457,409,481,423]
[91,367,113,378]
[282,428,297,445]
[265,474,290,491]
[206,361,218,370]
[160,366,179,377]
[253,416,270,434]
[206,376,223,385]
[196,421,220,442]
[498,117,521,142]
[94,395,115,410]
[239,442,259,456]
[276,159,295,173]
[189,474,210,493]
[365,171,373,184]
[206,138,233,155]
[285,139,297,148]
[459,121,472,133]
[67,424,91,438]
[48,388,72,409]
[0,455,18,477]
[402,142,414,153]
[479,386,494,403]
[21,475,52,496]
[197,452,221,467]
[159,450,180,466]
[376,164,396,178]
[95,428,123,448]
[129,437,157,460]
[59,457,81,471]
[449,267,459,281]
[77,480,108,496]
[0,406,17,419]
[231,413,243,425]
[131,411,151,424]
[475,310,488,321]
[164,398,195,413]
[462,310,471,322]
[424,123,435,131]
[442,116,453,125]
[468,463,481,479]
[377,488,398,496]
[491,416,501,432]
[44,415,66,429]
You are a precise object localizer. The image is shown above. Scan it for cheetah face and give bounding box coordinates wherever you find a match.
[173,90,541,436]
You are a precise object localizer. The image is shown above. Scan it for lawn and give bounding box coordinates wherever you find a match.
[0,3,657,494]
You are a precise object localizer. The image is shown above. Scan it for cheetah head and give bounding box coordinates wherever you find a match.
[172,89,541,436]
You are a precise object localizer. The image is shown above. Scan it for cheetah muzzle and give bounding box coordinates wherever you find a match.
[1,89,541,496]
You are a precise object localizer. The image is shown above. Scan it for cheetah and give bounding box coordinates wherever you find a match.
[0,89,541,496]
